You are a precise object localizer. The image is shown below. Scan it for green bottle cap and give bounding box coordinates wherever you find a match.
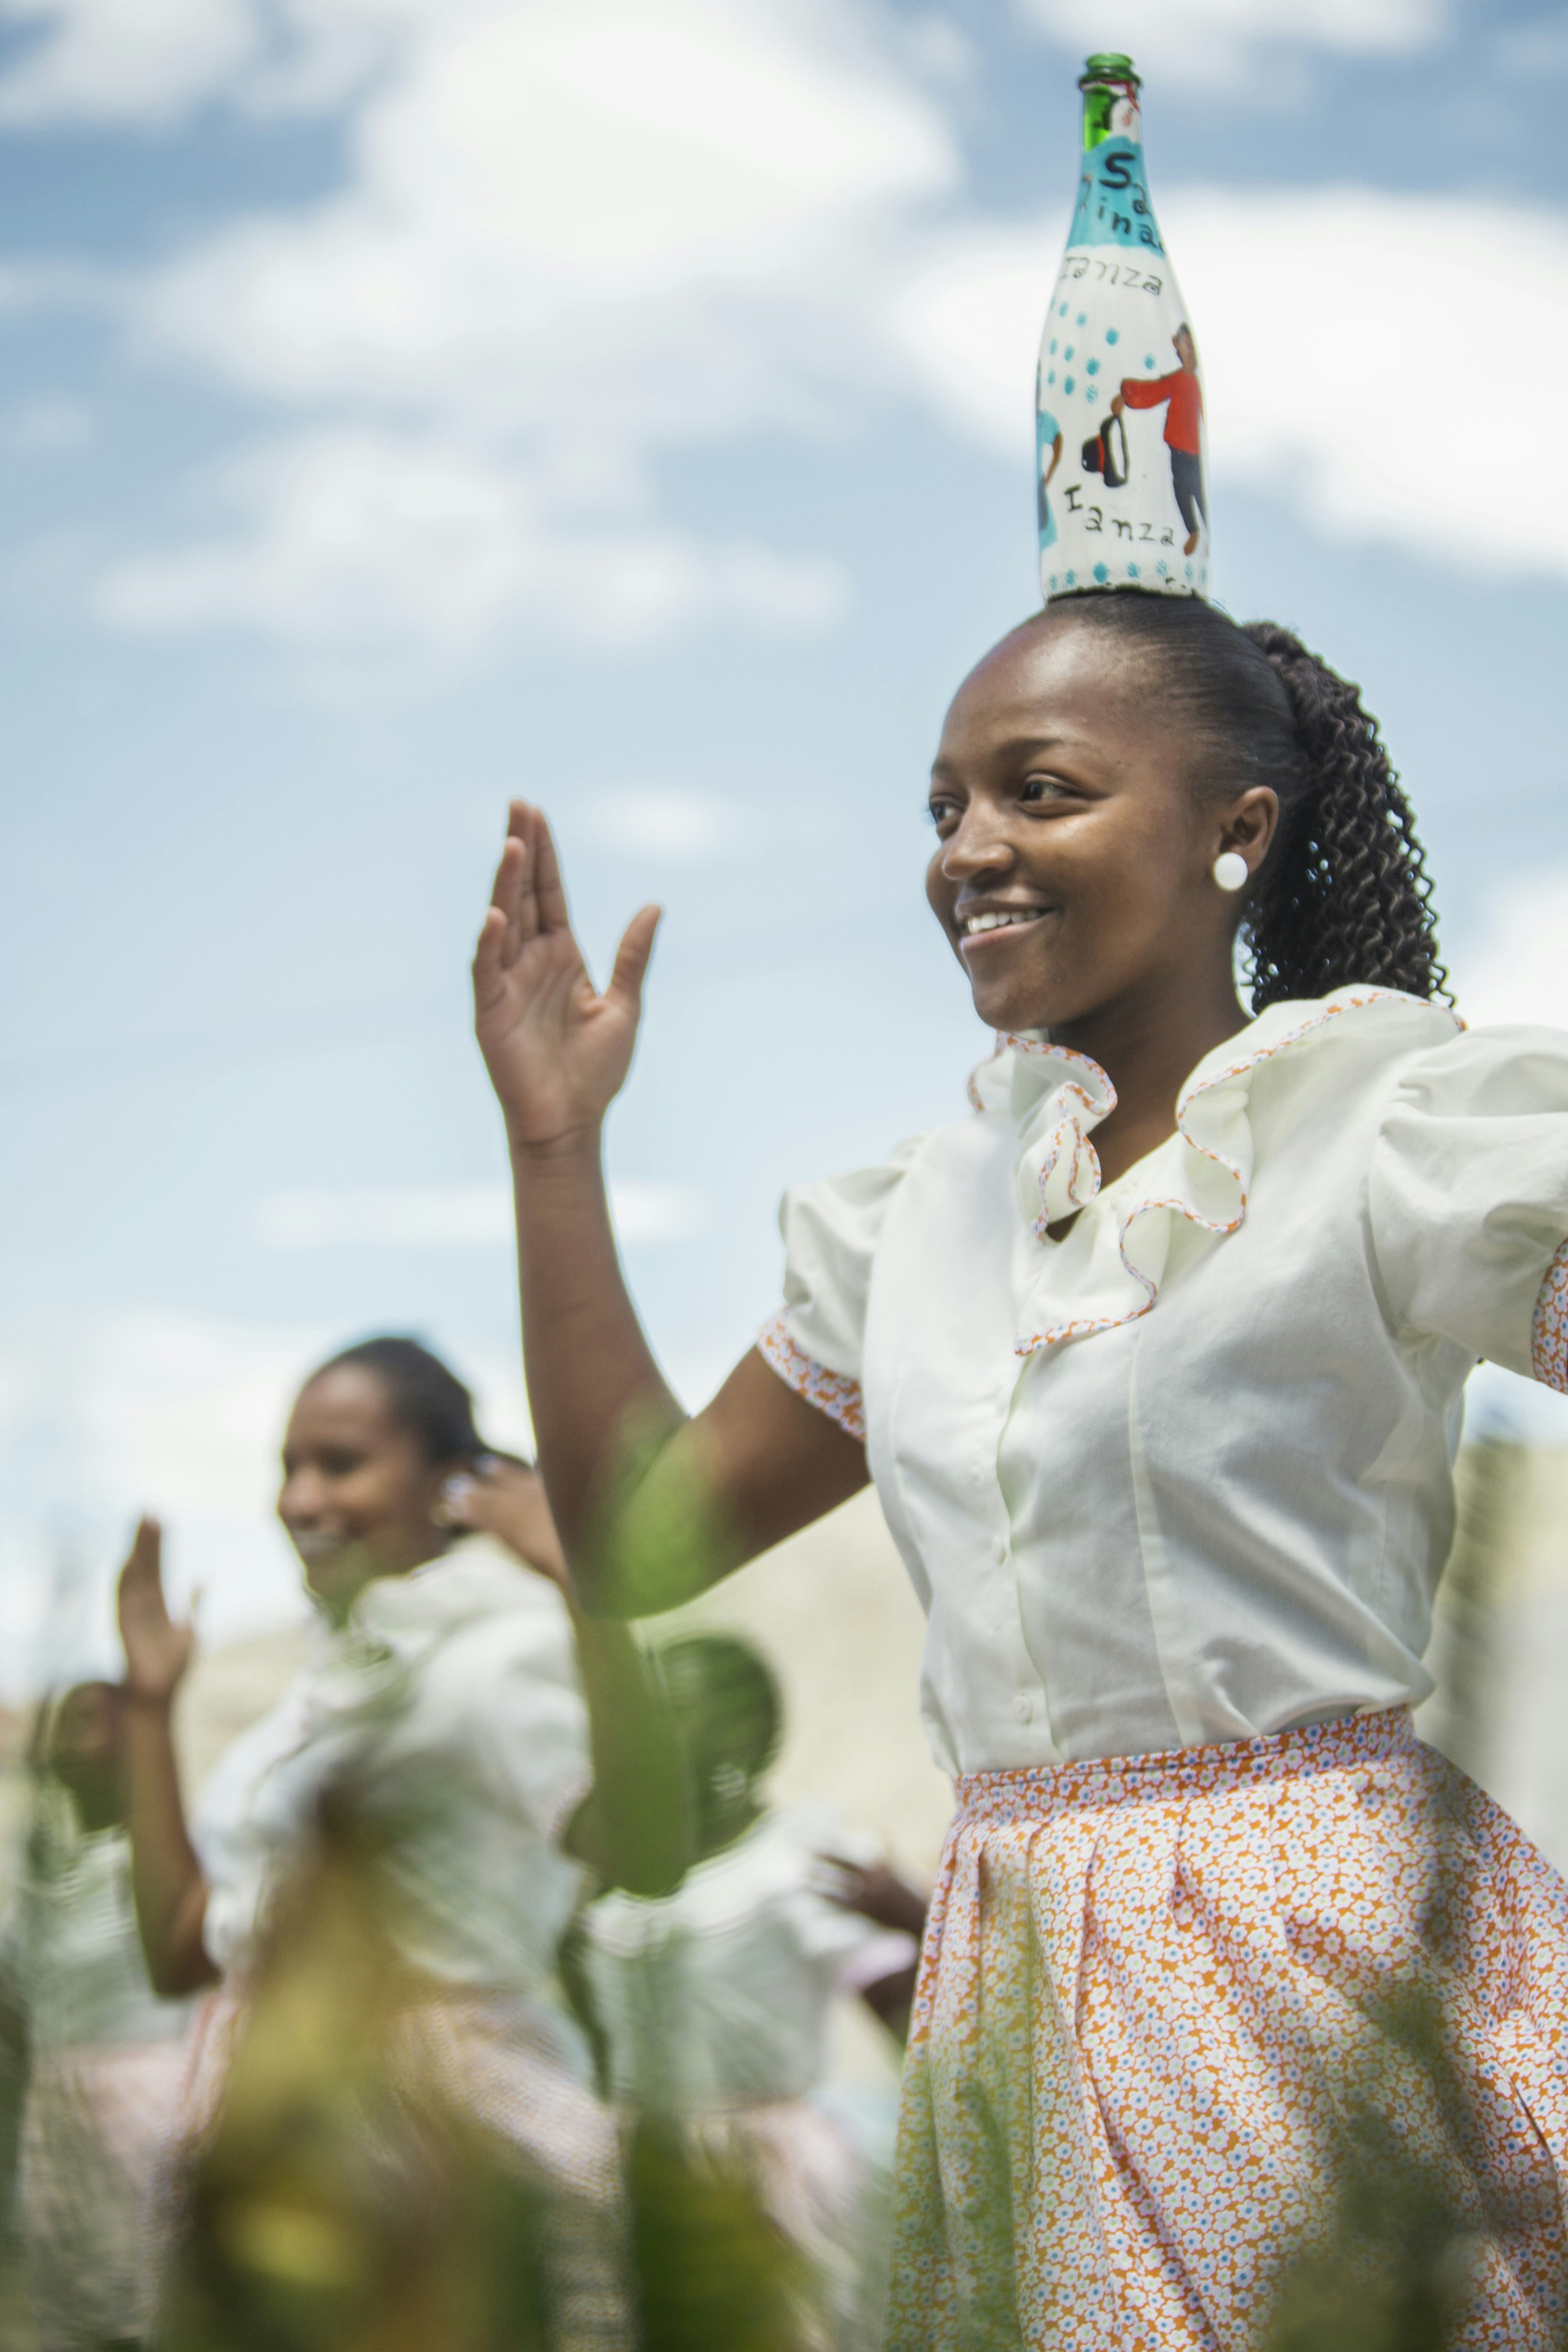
[1079,53,1140,89]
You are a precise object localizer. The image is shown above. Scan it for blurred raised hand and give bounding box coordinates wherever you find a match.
[439,1454,570,1592]
[473,800,661,1149]
[116,1517,195,1707]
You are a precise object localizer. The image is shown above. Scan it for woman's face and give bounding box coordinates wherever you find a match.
[278,1365,452,1614]
[925,612,1274,1038]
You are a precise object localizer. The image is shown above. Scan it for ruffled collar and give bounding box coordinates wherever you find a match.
[967,988,1463,1359]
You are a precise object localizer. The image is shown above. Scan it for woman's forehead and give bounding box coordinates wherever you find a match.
[940,617,1156,760]
[286,1363,399,1441]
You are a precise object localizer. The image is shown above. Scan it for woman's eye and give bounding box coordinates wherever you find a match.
[1020,776,1071,806]
[927,798,958,829]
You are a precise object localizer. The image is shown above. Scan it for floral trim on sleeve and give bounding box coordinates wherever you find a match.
[1531,1238,1568,1393]
[757,1310,866,1443]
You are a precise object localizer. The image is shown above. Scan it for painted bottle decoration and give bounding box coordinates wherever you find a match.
[1037,55,1209,601]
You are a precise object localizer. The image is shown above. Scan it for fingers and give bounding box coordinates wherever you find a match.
[530,812,572,935]
[607,904,662,1018]
[479,802,541,969]
[472,902,510,1011]
[118,1515,163,1595]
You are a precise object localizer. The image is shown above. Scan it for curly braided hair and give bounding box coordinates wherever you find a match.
[1237,620,1446,1008]
[1048,596,1448,1010]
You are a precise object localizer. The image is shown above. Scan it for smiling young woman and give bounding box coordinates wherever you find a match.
[114,1334,690,2349]
[474,591,1568,2350]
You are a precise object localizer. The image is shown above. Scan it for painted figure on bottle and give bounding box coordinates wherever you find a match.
[1036,55,1210,600]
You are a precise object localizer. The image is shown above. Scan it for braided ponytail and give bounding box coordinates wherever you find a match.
[1238,622,1446,1009]
[1041,595,1447,1011]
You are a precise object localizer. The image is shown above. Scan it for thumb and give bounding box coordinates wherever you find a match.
[607,904,662,1016]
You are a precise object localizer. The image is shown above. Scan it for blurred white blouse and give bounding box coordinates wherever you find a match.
[1,1799,198,2054]
[194,1537,591,2018]
[760,989,1568,1774]
[582,1805,915,2112]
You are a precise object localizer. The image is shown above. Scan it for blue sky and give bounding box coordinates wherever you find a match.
[3,0,1568,1682]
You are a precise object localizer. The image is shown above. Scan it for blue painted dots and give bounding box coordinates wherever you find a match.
[1048,574,1059,592]
[1063,376,1075,394]
[1065,570,1078,586]
[1093,562,1109,583]
[1059,301,1069,316]
[1156,560,1169,579]
[1049,339,1058,355]
[1185,561,1194,580]
[1145,354,1156,368]
[1065,344,1075,359]
[1127,562,1140,578]
[1105,328,1120,345]
[1047,369,1056,385]
[1076,312,1087,325]
[1086,358,1100,375]
[1085,386,1098,403]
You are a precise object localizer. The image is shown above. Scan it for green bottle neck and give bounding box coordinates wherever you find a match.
[1080,55,1141,151]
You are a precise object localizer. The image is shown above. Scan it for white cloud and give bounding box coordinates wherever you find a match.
[63,0,947,654]
[96,429,844,650]
[1014,0,1448,85]
[885,185,1568,581]
[1448,871,1568,1032]
[0,0,258,123]
[255,1178,715,1248]
[586,784,753,864]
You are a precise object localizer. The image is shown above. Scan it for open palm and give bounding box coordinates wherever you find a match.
[473,802,661,1148]
[117,1517,195,1706]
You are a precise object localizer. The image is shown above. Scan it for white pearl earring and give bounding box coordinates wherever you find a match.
[1212,851,1250,893]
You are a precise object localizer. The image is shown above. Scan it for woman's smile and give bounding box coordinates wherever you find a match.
[956,899,1055,953]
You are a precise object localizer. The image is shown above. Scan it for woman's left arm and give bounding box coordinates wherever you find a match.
[445,1459,692,1895]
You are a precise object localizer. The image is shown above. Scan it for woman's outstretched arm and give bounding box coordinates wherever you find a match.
[473,802,866,1617]
[116,1519,218,1997]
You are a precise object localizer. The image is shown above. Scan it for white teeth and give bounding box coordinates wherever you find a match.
[963,909,1042,935]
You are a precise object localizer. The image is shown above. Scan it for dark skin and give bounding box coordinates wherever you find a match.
[473,606,1276,1617]
[43,1682,128,1835]
[117,1367,690,1996]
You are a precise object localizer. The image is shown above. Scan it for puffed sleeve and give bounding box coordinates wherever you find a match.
[756,1138,922,1441]
[1368,1025,1568,1384]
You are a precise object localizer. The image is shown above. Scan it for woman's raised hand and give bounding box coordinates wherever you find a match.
[117,1517,196,1708]
[473,802,661,1150]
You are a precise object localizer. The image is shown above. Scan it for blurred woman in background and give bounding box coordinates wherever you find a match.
[116,1334,689,2352]
[580,1630,927,2352]
[0,1679,198,2352]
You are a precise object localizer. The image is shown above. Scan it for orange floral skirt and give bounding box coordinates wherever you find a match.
[886,1708,1568,2352]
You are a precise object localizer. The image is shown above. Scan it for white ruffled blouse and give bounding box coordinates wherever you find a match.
[759,989,1568,1774]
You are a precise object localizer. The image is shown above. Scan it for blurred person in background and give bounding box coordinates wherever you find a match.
[116,1334,690,2352]
[0,1679,197,2352]
[473,588,1568,2351]
[576,1630,926,2352]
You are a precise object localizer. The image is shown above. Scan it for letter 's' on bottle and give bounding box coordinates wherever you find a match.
[1036,56,1210,602]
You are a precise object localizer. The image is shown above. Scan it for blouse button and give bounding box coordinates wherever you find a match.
[990,1537,1008,1565]
[1013,1693,1033,1722]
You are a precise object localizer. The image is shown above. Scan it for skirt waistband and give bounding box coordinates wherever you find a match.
[953,1706,1418,1826]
